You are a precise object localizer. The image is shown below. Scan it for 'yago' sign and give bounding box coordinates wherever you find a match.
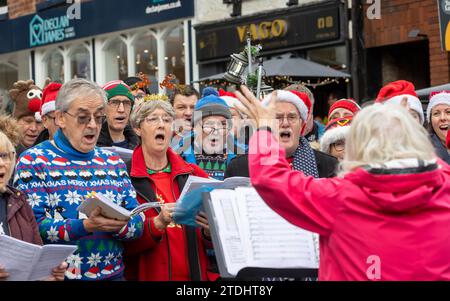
[29,14,75,47]
[438,0,450,51]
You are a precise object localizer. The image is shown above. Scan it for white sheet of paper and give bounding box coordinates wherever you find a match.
[28,244,78,281]
[209,189,247,276]
[0,235,77,281]
[234,187,318,269]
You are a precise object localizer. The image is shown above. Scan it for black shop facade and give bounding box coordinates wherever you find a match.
[194,0,351,119]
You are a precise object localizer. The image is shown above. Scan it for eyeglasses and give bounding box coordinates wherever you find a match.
[0,151,15,162]
[64,111,106,125]
[275,113,300,124]
[108,99,132,109]
[134,93,145,100]
[144,115,173,125]
[202,125,228,135]
[331,140,345,151]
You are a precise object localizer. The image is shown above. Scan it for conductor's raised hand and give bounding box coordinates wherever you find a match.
[235,85,277,129]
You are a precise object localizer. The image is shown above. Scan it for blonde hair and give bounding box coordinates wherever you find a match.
[341,103,435,174]
[0,131,16,191]
[0,115,21,147]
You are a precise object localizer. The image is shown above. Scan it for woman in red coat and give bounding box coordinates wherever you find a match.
[236,86,450,281]
[123,99,218,281]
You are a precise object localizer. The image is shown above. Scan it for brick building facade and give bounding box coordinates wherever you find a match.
[363,0,450,98]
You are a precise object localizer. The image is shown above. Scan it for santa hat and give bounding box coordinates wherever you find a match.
[35,82,62,121]
[262,90,312,122]
[102,80,134,103]
[426,91,450,123]
[319,116,353,154]
[218,89,240,108]
[328,98,361,119]
[376,80,424,124]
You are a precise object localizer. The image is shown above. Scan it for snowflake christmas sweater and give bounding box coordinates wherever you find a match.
[14,129,144,281]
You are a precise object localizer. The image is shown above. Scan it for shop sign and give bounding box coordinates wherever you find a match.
[195,2,343,63]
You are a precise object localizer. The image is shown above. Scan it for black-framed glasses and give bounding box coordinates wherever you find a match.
[108,99,132,109]
[0,151,15,162]
[64,111,106,125]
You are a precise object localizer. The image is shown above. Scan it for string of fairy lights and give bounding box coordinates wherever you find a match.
[196,76,351,89]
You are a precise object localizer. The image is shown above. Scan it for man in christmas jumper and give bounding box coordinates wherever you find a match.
[14,79,144,281]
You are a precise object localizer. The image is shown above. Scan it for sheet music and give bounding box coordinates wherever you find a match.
[234,187,318,269]
[0,235,77,281]
[28,244,78,281]
[0,235,40,280]
[209,189,247,276]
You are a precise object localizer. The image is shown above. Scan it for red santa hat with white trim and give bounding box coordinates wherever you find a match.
[262,90,312,122]
[35,82,62,122]
[319,116,353,154]
[375,80,424,124]
[426,90,450,123]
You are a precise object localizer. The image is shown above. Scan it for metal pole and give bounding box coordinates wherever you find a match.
[256,58,263,99]
[247,32,252,77]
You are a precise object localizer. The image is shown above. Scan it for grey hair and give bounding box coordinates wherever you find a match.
[130,100,175,128]
[55,79,107,112]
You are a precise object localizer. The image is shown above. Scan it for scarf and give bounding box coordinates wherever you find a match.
[53,128,95,160]
[292,137,319,178]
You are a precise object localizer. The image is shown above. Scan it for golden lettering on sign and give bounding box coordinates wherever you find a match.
[237,19,288,42]
[317,16,334,29]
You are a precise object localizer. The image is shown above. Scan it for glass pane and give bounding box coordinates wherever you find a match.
[104,38,128,82]
[307,45,348,70]
[0,62,18,115]
[134,32,159,93]
[165,25,185,84]
[70,46,91,80]
[46,50,64,82]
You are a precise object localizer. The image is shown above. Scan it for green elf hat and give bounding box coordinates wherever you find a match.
[102,80,135,103]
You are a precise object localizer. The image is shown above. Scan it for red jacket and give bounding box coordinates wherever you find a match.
[123,146,218,281]
[249,130,450,281]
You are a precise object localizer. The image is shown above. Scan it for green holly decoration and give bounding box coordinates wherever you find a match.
[213,161,220,170]
[205,161,212,170]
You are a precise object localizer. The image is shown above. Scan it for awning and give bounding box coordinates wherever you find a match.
[416,83,450,99]
[197,53,350,82]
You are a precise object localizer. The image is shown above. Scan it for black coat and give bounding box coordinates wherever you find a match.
[96,122,139,150]
[225,150,338,179]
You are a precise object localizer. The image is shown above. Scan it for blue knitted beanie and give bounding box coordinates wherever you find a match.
[193,87,231,125]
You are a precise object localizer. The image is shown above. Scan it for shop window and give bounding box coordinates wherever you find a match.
[0,0,8,20]
[133,31,159,93]
[104,38,128,82]
[307,45,348,70]
[69,45,91,80]
[45,49,64,82]
[0,61,18,114]
[164,25,185,84]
